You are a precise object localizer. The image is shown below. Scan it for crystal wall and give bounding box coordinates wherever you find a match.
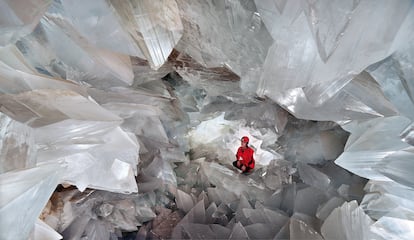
[1,0,413,239]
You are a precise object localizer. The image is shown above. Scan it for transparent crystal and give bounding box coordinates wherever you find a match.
[375,151,414,188]
[176,189,195,213]
[257,0,412,106]
[31,219,63,240]
[50,0,144,58]
[371,207,414,240]
[0,164,61,240]
[23,15,135,87]
[400,123,414,146]
[297,163,331,191]
[0,0,51,45]
[0,112,36,173]
[228,222,249,240]
[290,218,324,240]
[111,0,183,69]
[316,197,345,221]
[321,201,375,240]
[336,116,412,180]
[361,180,414,220]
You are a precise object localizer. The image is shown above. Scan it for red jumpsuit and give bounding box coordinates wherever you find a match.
[235,146,255,170]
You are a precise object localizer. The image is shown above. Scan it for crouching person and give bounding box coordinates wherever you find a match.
[233,136,255,173]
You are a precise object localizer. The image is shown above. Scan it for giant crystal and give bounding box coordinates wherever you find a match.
[0,164,61,240]
[0,0,51,46]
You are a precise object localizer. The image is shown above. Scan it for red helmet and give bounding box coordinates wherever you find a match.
[241,136,249,143]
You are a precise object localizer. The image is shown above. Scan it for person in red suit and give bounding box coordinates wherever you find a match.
[233,136,255,173]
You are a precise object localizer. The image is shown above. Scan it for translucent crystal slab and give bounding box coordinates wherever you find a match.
[302,0,358,62]
[83,220,115,240]
[176,66,242,100]
[159,147,188,163]
[205,202,217,224]
[300,0,412,106]
[48,0,144,58]
[171,200,206,238]
[298,163,331,191]
[362,192,414,221]
[274,220,290,239]
[0,89,121,128]
[321,201,374,240]
[179,223,215,239]
[0,60,86,95]
[257,13,318,98]
[229,222,249,240]
[256,0,412,107]
[0,112,35,173]
[105,202,141,231]
[57,190,158,238]
[201,162,271,202]
[400,123,414,146]
[263,166,287,191]
[189,112,232,144]
[336,116,412,180]
[198,97,288,135]
[318,158,354,190]
[364,180,414,198]
[367,56,414,120]
[294,186,328,217]
[242,207,288,234]
[88,86,174,108]
[280,119,348,164]
[341,117,400,151]
[375,151,414,188]
[341,71,398,118]
[290,218,323,240]
[263,190,283,211]
[110,0,182,70]
[175,0,272,92]
[35,124,139,193]
[207,187,238,206]
[61,215,91,240]
[150,206,182,238]
[69,156,137,193]
[86,127,139,171]
[120,108,170,144]
[291,212,321,233]
[316,197,345,221]
[210,224,231,239]
[265,78,397,122]
[390,21,414,108]
[35,16,134,87]
[361,180,414,220]
[370,207,414,240]
[280,183,298,215]
[32,219,62,240]
[245,223,279,239]
[0,164,61,240]
[390,3,414,53]
[235,195,253,225]
[336,152,393,181]
[143,154,177,187]
[178,1,270,67]
[176,189,195,213]
[210,202,231,225]
[0,0,50,45]
[0,45,37,73]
